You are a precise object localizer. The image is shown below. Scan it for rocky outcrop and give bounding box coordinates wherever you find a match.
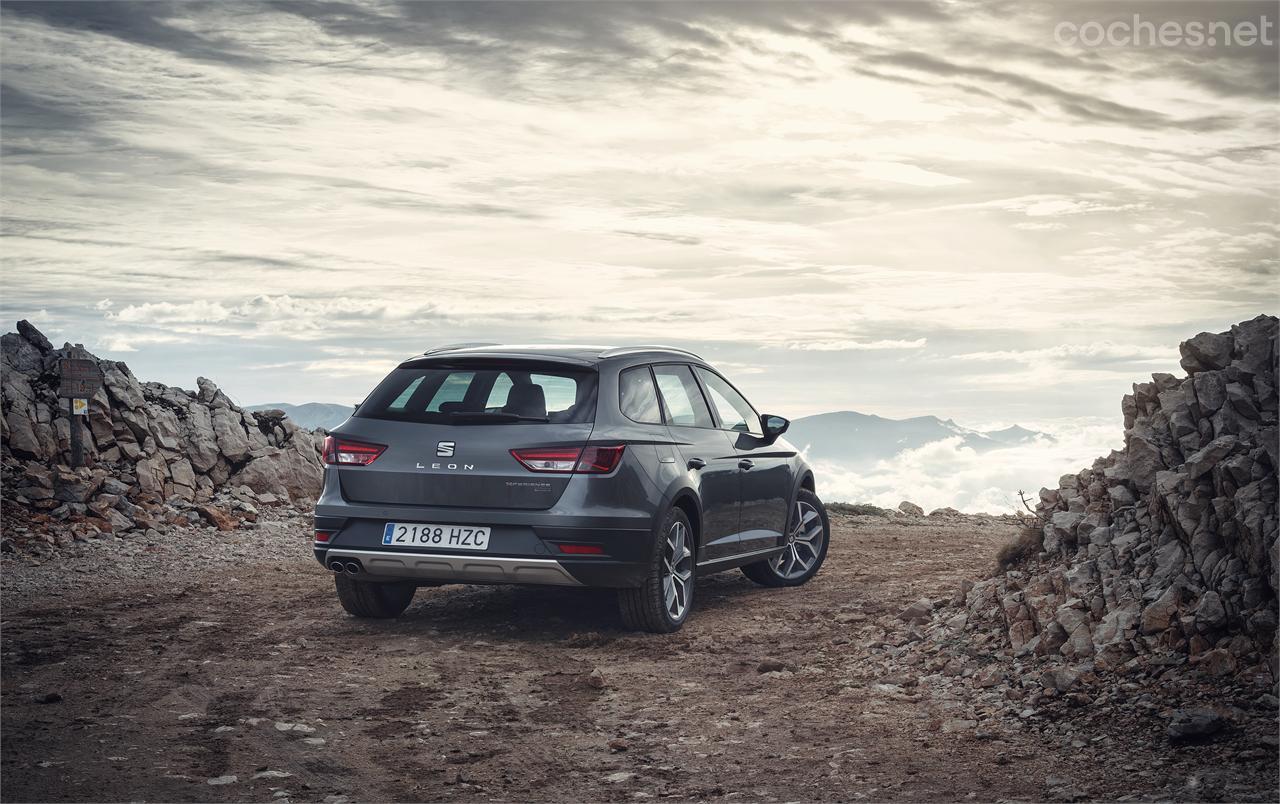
[962,315,1278,679]
[2,322,324,548]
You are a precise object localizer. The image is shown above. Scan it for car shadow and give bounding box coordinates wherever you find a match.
[340,570,768,642]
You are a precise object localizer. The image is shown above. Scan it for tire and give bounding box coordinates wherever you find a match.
[742,488,830,588]
[334,574,417,618]
[618,506,695,633]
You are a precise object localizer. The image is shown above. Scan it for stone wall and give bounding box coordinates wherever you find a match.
[963,315,1278,678]
[2,321,324,545]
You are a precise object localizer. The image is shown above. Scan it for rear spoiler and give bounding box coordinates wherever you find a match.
[398,353,597,370]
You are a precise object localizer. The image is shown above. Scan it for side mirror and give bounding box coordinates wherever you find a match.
[761,414,789,440]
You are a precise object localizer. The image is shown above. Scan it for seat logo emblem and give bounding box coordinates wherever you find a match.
[436,441,456,457]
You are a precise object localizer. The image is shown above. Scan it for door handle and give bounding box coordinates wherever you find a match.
[738,459,755,470]
[687,458,707,470]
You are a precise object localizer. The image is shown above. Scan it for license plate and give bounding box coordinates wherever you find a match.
[382,522,491,551]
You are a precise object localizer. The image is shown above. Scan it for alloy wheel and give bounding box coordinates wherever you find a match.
[662,520,693,620]
[773,500,824,580]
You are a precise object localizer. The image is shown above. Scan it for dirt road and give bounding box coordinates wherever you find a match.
[1,514,1272,802]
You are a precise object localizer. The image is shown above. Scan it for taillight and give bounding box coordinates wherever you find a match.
[577,445,626,473]
[322,435,386,466]
[314,530,334,543]
[510,445,626,474]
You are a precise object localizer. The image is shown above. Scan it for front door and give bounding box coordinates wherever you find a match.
[693,366,791,553]
[652,364,742,561]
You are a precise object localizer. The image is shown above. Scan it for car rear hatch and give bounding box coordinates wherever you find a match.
[328,357,601,510]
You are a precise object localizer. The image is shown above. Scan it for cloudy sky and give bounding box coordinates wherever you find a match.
[2,0,1276,435]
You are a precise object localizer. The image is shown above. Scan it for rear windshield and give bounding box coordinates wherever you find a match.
[357,362,598,424]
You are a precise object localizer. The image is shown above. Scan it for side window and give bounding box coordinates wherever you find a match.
[652,365,714,428]
[389,377,424,410]
[531,373,578,415]
[424,372,473,412]
[695,367,762,435]
[619,366,663,424]
[485,373,514,409]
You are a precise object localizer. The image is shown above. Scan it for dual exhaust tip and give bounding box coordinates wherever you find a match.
[329,559,362,575]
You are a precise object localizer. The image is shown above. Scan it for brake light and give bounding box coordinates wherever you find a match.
[510,445,626,474]
[314,530,334,543]
[510,447,580,472]
[577,445,626,473]
[322,436,386,466]
[556,543,605,555]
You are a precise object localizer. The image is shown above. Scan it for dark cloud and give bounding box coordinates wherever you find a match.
[616,230,703,246]
[863,49,1237,130]
[2,1,267,66]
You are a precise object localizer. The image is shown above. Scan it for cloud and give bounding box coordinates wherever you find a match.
[96,332,188,353]
[953,342,1174,366]
[810,417,1123,514]
[857,161,967,187]
[787,338,928,352]
[0,0,1273,418]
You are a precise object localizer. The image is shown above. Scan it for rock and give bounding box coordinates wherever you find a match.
[206,775,238,786]
[230,446,322,502]
[254,770,293,779]
[897,501,924,517]
[1140,584,1183,635]
[941,718,977,733]
[897,599,933,623]
[585,668,607,689]
[756,658,788,673]
[212,407,252,463]
[1167,707,1226,743]
[195,505,236,532]
[608,738,630,752]
[978,317,1277,689]
[34,692,63,704]
[1198,648,1236,677]
[1184,436,1236,480]
[1180,331,1234,374]
[1194,591,1227,632]
[604,772,636,784]
[17,319,53,351]
[1038,666,1081,692]
[52,469,101,503]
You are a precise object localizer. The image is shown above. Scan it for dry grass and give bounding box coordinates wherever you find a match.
[827,502,894,517]
[994,522,1042,573]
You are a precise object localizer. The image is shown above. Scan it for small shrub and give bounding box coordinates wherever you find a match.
[995,522,1042,572]
[827,501,892,517]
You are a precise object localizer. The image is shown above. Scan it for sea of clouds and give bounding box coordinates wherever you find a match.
[809,417,1124,515]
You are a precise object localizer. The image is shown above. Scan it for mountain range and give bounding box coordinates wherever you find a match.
[246,402,353,432]
[784,411,1048,466]
[248,403,1048,465]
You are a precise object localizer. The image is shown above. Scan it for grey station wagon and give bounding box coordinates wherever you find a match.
[313,344,829,632]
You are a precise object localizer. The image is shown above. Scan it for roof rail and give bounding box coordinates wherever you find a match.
[422,342,499,355]
[598,345,704,360]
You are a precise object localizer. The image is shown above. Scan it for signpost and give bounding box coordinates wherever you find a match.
[58,346,103,468]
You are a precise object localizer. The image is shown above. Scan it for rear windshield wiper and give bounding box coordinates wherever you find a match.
[445,411,550,423]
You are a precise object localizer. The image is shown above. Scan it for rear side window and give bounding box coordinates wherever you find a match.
[359,363,598,424]
[695,367,762,435]
[652,365,714,428]
[619,366,662,424]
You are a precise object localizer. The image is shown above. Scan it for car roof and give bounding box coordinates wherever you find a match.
[404,343,705,366]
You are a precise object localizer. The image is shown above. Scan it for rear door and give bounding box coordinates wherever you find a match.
[694,366,792,553]
[332,360,597,510]
[651,363,741,561]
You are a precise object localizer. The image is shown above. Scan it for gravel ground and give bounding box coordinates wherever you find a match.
[1,507,311,609]
[2,511,1276,803]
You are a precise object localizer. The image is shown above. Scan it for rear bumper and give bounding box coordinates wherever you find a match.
[321,548,584,586]
[313,504,655,588]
